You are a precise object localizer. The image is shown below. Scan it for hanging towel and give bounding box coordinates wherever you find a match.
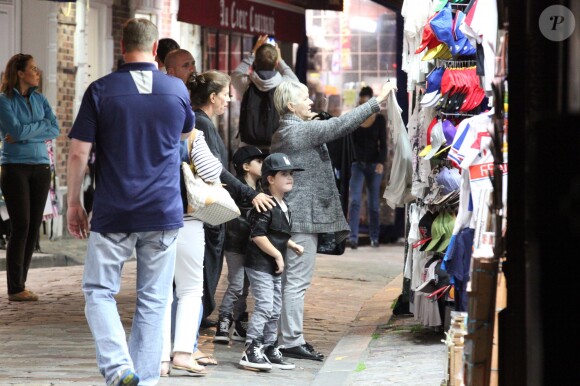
[383,90,416,208]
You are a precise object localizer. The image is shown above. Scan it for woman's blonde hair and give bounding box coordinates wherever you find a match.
[273,80,308,116]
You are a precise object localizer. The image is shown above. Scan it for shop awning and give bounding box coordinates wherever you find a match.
[178,0,306,44]
[276,0,343,11]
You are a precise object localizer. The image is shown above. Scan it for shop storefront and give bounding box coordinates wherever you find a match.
[395,1,508,384]
[177,0,312,165]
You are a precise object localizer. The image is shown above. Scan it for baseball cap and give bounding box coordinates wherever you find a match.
[423,119,445,160]
[415,16,441,54]
[412,211,436,250]
[424,211,455,252]
[416,257,450,293]
[422,43,452,61]
[435,166,461,195]
[452,11,476,56]
[418,117,438,157]
[421,67,445,106]
[262,153,305,176]
[442,119,457,145]
[430,5,454,51]
[232,146,268,169]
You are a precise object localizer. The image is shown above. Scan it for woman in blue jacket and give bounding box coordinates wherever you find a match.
[0,54,60,301]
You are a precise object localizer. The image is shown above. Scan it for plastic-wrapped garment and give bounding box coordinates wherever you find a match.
[383,90,415,208]
[408,104,435,199]
[404,203,421,279]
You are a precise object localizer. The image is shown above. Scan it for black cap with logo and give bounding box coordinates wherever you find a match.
[262,153,305,176]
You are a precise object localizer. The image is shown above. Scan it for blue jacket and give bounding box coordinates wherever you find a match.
[0,87,60,164]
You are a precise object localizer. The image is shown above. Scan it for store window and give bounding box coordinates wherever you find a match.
[202,28,254,169]
[306,0,397,115]
[134,12,158,26]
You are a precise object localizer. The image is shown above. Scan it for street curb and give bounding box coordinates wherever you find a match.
[311,273,404,386]
[0,252,83,271]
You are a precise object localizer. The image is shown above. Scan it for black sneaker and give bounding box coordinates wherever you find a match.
[231,313,248,342]
[304,342,324,358]
[264,345,295,370]
[239,339,272,371]
[213,313,232,344]
[279,344,324,361]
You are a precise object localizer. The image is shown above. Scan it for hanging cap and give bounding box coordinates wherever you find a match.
[424,120,446,160]
[415,19,441,54]
[422,43,452,61]
[421,67,446,105]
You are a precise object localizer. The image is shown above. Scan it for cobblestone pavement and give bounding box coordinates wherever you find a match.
[0,236,448,385]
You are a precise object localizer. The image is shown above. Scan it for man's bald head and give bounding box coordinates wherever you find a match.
[165,49,197,84]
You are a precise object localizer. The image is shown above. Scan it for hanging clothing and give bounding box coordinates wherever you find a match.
[383,90,415,208]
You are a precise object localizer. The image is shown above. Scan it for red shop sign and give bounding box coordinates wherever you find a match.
[178,0,306,43]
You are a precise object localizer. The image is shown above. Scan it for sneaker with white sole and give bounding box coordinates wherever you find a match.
[231,314,248,342]
[213,313,232,344]
[239,339,272,371]
[264,345,295,370]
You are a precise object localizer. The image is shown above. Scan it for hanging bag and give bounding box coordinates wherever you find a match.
[182,129,240,226]
[316,232,346,255]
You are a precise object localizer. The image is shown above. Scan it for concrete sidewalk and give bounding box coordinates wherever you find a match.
[0,236,447,385]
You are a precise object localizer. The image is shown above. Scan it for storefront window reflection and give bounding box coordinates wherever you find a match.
[306,0,397,115]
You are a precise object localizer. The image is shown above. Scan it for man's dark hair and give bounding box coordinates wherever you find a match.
[359,86,374,98]
[157,38,180,65]
[254,44,277,71]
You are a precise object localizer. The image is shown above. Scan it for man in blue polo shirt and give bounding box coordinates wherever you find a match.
[66,18,194,386]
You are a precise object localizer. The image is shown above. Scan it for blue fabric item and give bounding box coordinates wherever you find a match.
[441,234,456,270]
[69,62,195,233]
[452,11,476,56]
[442,119,457,145]
[453,278,469,312]
[430,5,454,52]
[436,166,461,195]
[425,67,445,94]
[444,227,474,283]
[348,161,384,243]
[431,5,476,57]
[0,87,60,165]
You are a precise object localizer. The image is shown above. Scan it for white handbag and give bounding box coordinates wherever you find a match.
[182,130,240,226]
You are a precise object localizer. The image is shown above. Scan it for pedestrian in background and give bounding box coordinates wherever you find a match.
[231,34,299,151]
[214,145,268,344]
[66,18,194,386]
[239,153,304,371]
[155,37,180,73]
[270,80,396,361]
[347,86,387,249]
[0,53,60,302]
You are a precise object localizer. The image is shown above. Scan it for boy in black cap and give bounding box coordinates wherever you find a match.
[239,153,304,371]
[215,146,268,344]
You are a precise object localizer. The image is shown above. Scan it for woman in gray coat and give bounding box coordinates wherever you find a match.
[270,80,396,360]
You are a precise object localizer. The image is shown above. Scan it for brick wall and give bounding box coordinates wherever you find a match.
[159,0,172,38]
[112,0,131,70]
[55,4,77,186]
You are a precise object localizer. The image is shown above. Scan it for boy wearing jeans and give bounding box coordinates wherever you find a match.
[215,146,268,344]
[239,153,304,371]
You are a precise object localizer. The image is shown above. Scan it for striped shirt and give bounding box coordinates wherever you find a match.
[190,130,222,183]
